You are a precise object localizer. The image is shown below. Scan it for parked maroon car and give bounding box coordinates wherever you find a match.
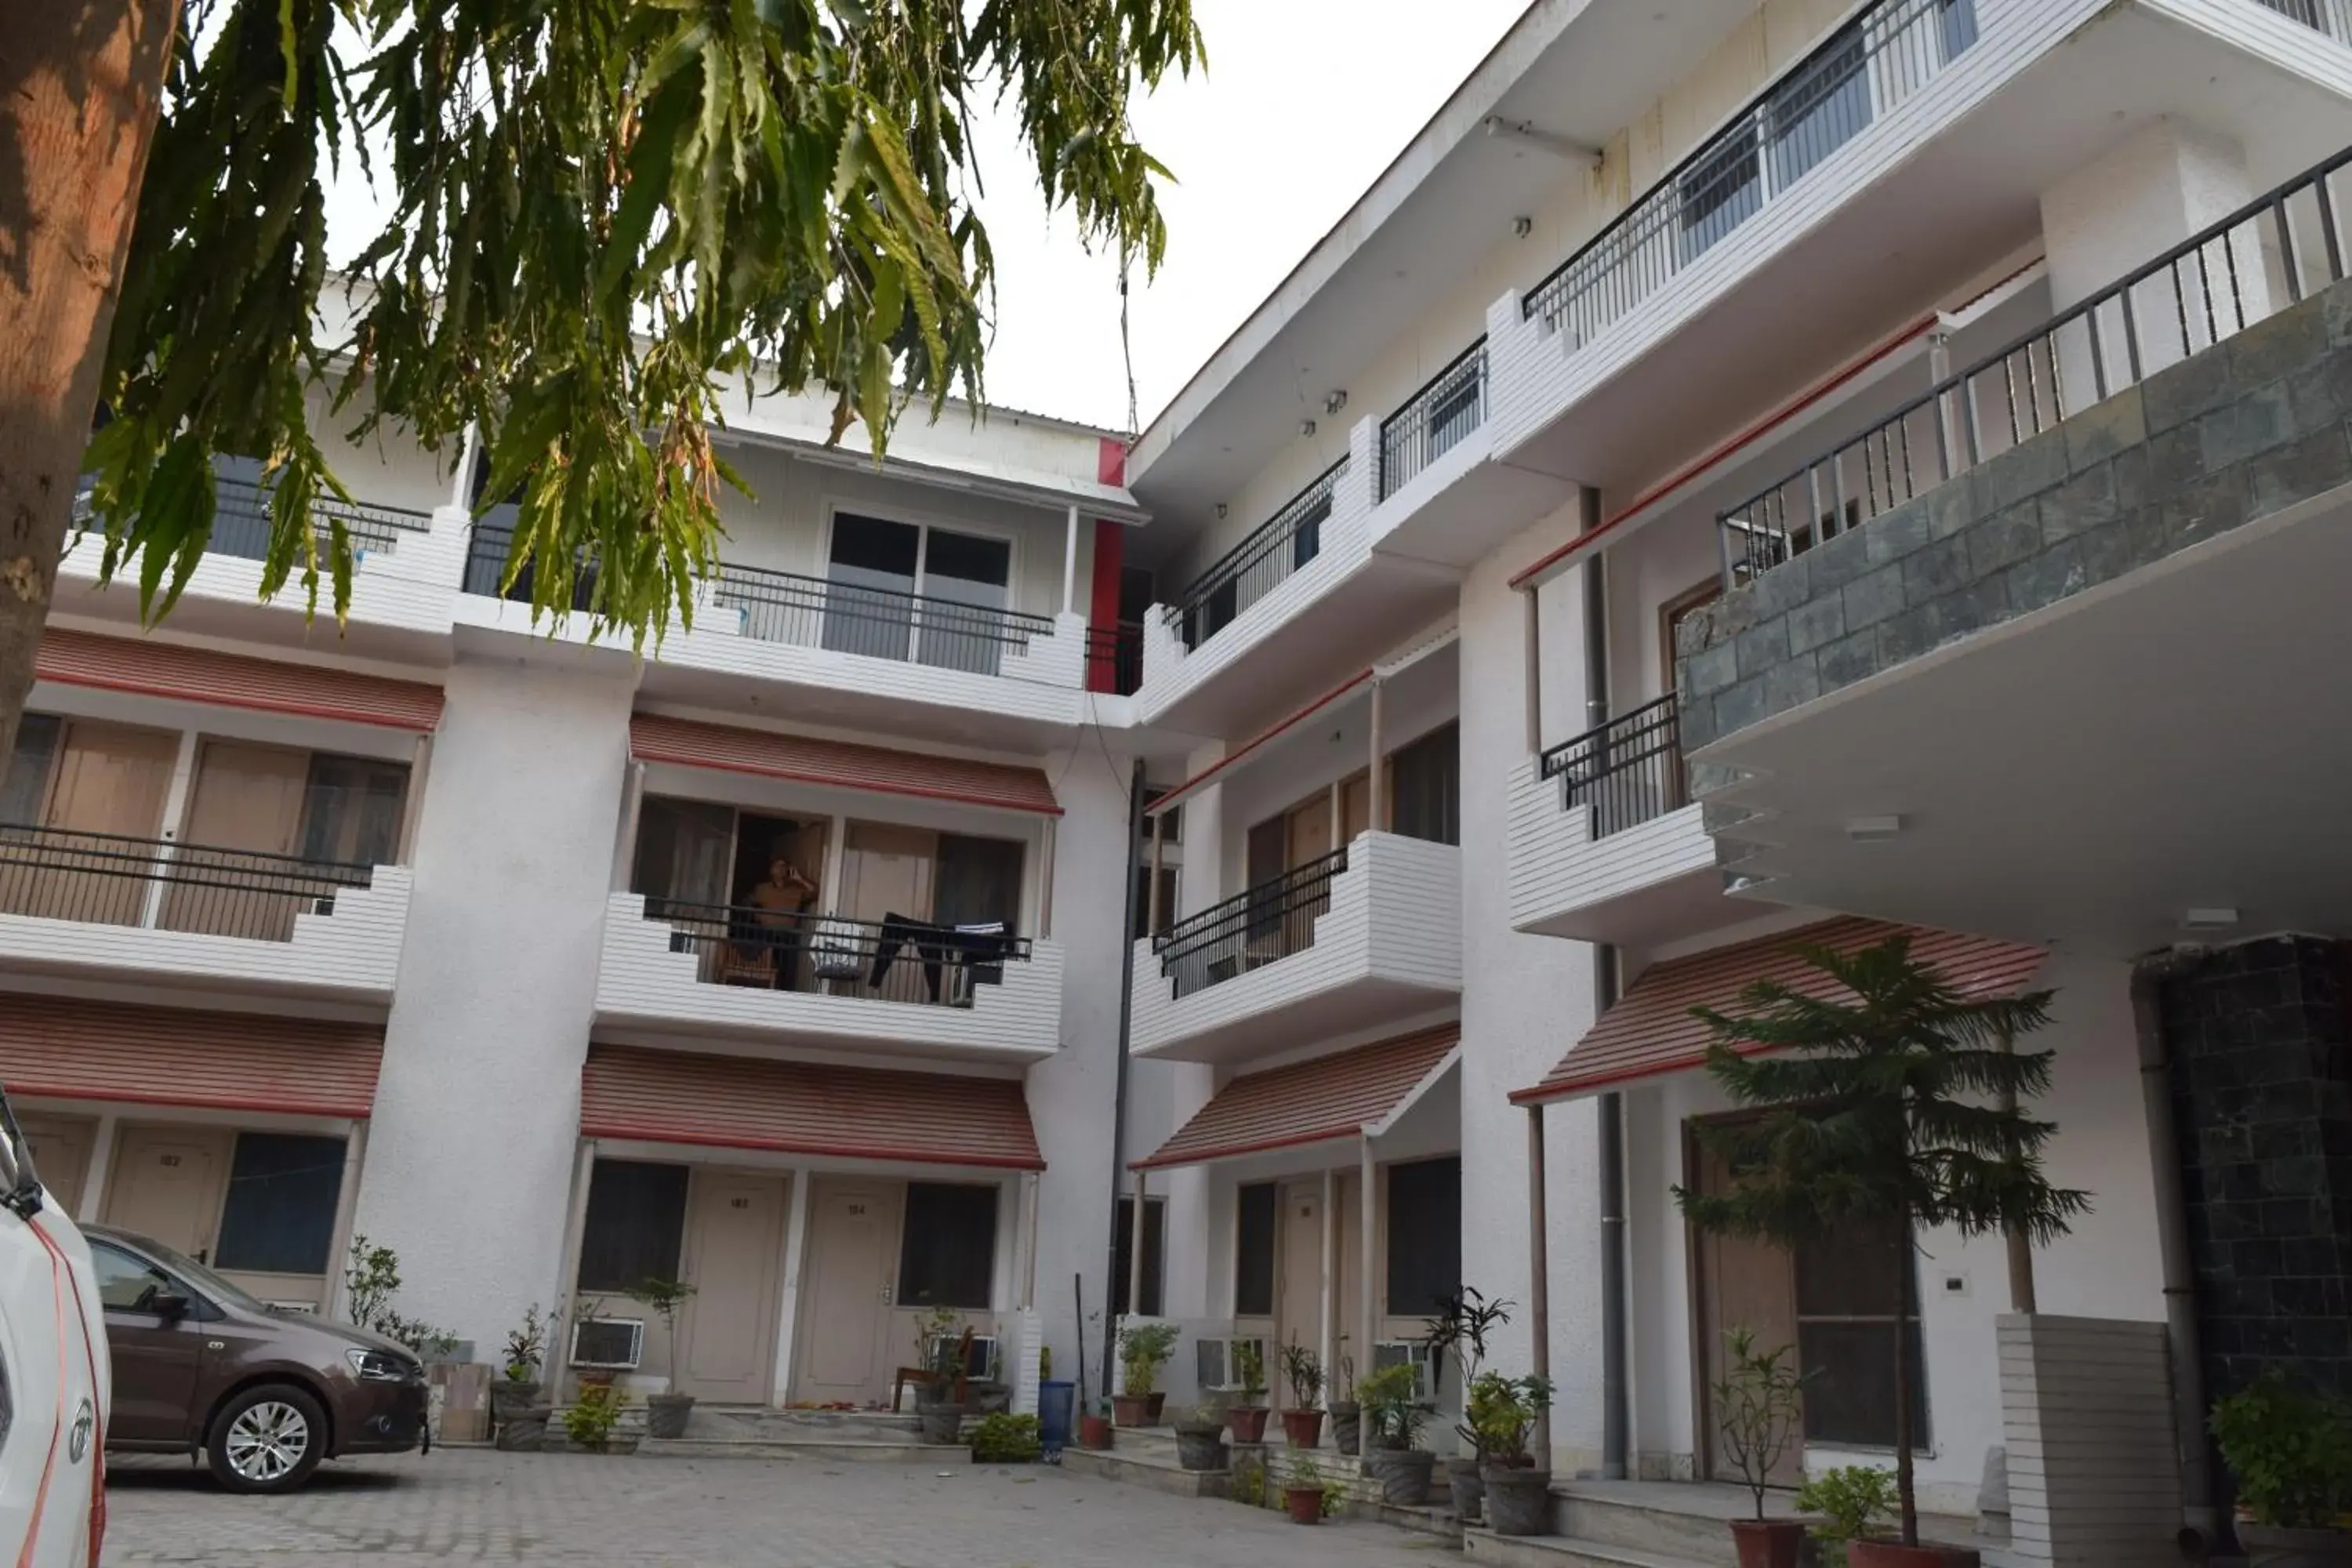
[84,1224,426,1493]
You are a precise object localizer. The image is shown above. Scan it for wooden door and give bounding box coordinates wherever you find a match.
[1286,794,1334,869]
[1688,1120,1803,1486]
[1339,772,1373,844]
[1273,1181,1325,1398]
[103,1127,234,1263]
[676,1171,789,1403]
[840,823,936,923]
[2,721,177,924]
[162,740,310,938]
[16,1114,93,1216]
[793,1178,904,1406]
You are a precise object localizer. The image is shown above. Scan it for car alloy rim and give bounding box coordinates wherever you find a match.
[225,1401,310,1481]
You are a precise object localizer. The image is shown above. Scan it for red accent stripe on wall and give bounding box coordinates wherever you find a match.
[629,713,1061,815]
[1134,1023,1460,1170]
[1510,917,2049,1105]
[1097,437,1128,488]
[580,1045,1044,1169]
[1086,520,1124,695]
[0,993,384,1119]
[36,629,444,731]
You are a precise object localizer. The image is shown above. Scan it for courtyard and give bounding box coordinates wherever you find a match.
[102,1450,1457,1566]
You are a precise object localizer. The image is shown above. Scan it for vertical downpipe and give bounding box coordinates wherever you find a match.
[2132,957,2216,1550]
[1583,488,1630,1482]
[1100,761,1149,1406]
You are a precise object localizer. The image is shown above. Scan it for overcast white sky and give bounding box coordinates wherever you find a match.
[318,1,1530,439]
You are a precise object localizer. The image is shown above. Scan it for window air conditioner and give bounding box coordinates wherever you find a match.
[930,1334,1000,1382]
[1371,1339,1436,1402]
[569,1317,646,1370]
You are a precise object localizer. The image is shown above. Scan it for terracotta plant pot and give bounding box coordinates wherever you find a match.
[1281,1409,1326,1448]
[2240,1525,2352,1568]
[1481,1465,1552,1536]
[1730,1518,1809,1568]
[1284,1486,1325,1525]
[1226,1405,1272,1444]
[1330,1403,1361,1456]
[1110,1393,1152,1428]
[1847,1543,1982,1568]
[644,1392,695,1440]
[1445,1457,1484,1523]
[1077,1414,1114,1450]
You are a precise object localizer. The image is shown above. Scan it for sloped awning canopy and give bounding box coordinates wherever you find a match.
[629,713,1061,815]
[579,1044,1044,1170]
[37,628,445,731]
[1134,1023,1459,1171]
[0,994,384,1119]
[1511,916,2048,1106]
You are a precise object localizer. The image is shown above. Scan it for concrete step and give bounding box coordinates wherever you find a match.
[1554,1486,1748,1566]
[638,1436,946,1464]
[1464,1528,1716,1568]
[682,1406,922,1444]
[1061,1443,1231,1499]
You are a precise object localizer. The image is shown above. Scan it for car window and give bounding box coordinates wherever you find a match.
[90,1240,176,1313]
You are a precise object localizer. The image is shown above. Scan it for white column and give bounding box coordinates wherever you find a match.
[74,1115,118,1226]
[1021,1171,1042,1311]
[321,1121,370,1320]
[137,729,201,930]
[396,734,434,867]
[611,760,645,894]
[1062,504,1081,617]
[769,1170,813,1405]
[451,424,480,509]
[543,1139,598,1396]
[1318,1167,1336,1413]
[1356,1138,1375,1389]
[820,814,848,913]
[1527,1105,1552,1474]
[1127,1168,1149,1317]
[1367,680,1386,833]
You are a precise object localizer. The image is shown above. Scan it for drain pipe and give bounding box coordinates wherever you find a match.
[2131,953,2216,1553]
[1581,489,1631,1482]
[1099,760,1149,1410]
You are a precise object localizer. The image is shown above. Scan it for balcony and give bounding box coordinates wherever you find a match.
[1129,832,1461,1065]
[0,826,410,1000]
[1507,694,1738,946]
[2256,0,2352,46]
[594,895,1065,1062]
[1671,143,2352,956]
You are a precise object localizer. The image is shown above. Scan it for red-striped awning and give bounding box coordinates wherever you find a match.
[1511,917,2049,1105]
[0,993,383,1119]
[579,1045,1044,1169]
[1135,1024,1460,1171]
[36,628,443,731]
[629,713,1060,816]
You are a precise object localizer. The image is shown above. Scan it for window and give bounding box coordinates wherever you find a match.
[91,1240,176,1313]
[1235,1182,1278,1316]
[1132,866,1178,938]
[1389,723,1460,847]
[898,1181,999,1308]
[933,833,1024,931]
[632,795,736,912]
[1765,26,1870,194]
[823,512,1015,675]
[0,715,59,824]
[576,1160,690,1293]
[1795,1215,1928,1448]
[297,756,408,866]
[1385,1157,1461,1318]
[1679,124,1762,261]
[212,1134,347,1275]
[1112,1197,1166,1317]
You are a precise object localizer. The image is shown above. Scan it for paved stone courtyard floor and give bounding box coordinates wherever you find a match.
[103,1449,1459,1566]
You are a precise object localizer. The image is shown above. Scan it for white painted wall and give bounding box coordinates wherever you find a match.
[351,652,637,1351]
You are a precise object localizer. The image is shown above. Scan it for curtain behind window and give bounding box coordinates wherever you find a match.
[576,1160,691,1293]
[298,755,410,866]
[897,1181,998,1308]
[633,797,735,913]
[1389,723,1461,847]
[933,833,1023,930]
[213,1133,347,1274]
[0,715,60,824]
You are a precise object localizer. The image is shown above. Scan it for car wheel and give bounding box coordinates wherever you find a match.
[206,1383,327,1494]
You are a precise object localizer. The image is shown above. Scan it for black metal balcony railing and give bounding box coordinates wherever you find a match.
[0,826,372,943]
[713,561,1053,679]
[1380,340,1487,499]
[1086,620,1145,695]
[73,474,433,565]
[2258,0,2352,45]
[645,902,1030,1009]
[1167,459,1347,653]
[1717,142,2352,589]
[1540,693,1684,840]
[1151,846,1347,1001]
[463,520,600,612]
[1524,0,1979,349]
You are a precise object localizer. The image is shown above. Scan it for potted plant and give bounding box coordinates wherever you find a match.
[558,1382,630,1454]
[1711,1327,1810,1568]
[492,1302,549,1428]
[969,1411,1044,1465]
[912,1305,968,1443]
[1329,1346,1361,1457]
[1078,1399,1116,1450]
[2210,1370,2352,1567]
[1428,1288,1512,1523]
[629,1277,699,1439]
[1113,1320,1179,1425]
[1357,1360,1436,1504]
[1283,1454,1343,1525]
[1675,934,2084,1566]
[1798,1466,1898,1565]
[1468,1372,1555,1535]
[1279,1337,1325,1448]
[1225,1339,1272,1444]
[1173,1400,1230,1472]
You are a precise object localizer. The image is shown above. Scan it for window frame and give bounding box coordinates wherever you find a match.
[895,1180,1000,1311]
[575,1159,691,1295]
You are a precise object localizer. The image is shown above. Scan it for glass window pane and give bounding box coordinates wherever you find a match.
[1795,1214,1906,1316]
[917,529,1012,677]
[1385,1157,1462,1318]
[934,834,1023,931]
[1,715,60,824]
[825,513,920,661]
[1235,1182,1278,1316]
[1681,126,1762,260]
[1389,722,1461,847]
[1766,28,1871,193]
[897,1181,998,1309]
[212,1134,347,1274]
[576,1160,690,1293]
[298,755,410,866]
[91,1241,176,1312]
[633,796,736,912]
[1798,1320,1929,1448]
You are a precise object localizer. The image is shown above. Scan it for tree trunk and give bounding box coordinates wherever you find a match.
[0,0,180,767]
[1893,1207,1918,1547]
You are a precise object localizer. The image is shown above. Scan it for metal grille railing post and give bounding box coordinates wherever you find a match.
[1149,846,1349,1001]
[1166,459,1348,654]
[1538,693,1684,840]
[1379,341,1488,500]
[0,826,373,942]
[641,901,1031,1008]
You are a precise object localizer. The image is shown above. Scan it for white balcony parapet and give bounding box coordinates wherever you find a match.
[595,892,1065,1061]
[1130,831,1460,1063]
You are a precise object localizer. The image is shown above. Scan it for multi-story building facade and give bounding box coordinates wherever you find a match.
[13,0,2352,1556]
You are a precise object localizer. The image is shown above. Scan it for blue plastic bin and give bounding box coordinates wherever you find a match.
[1037,1379,1076,1456]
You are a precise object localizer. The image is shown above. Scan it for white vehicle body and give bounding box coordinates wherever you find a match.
[0,1094,107,1568]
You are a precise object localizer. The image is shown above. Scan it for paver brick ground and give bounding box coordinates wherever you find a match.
[103,1450,1459,1566]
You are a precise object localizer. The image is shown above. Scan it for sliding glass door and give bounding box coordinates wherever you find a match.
[821,512,1014,676]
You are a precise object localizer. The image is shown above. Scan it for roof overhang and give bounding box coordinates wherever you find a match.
[1134,1024,1459,1170]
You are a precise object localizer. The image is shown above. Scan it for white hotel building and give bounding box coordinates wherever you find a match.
[12,0,2352,1559]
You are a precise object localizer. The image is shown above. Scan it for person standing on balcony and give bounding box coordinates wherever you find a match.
[739,852,819,991]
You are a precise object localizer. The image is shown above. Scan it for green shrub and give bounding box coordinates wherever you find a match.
[2210,1370,2352,1529]
[563,1384,623,1450]
[1796,1466,1896,1546]
[969,1411,1043,1464]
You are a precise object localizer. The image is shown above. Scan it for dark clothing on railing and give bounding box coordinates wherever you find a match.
[869,915,1015,1003]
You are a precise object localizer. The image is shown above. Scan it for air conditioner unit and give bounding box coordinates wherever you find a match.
[930,1334,1000,1382]
[569,1316,645,1370]
[1195,1335,1269,1393]
[1371,1339,1436,1402]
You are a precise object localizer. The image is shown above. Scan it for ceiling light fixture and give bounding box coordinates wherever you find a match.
[1324,390,1348,416]
[1845,815,1904,841]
